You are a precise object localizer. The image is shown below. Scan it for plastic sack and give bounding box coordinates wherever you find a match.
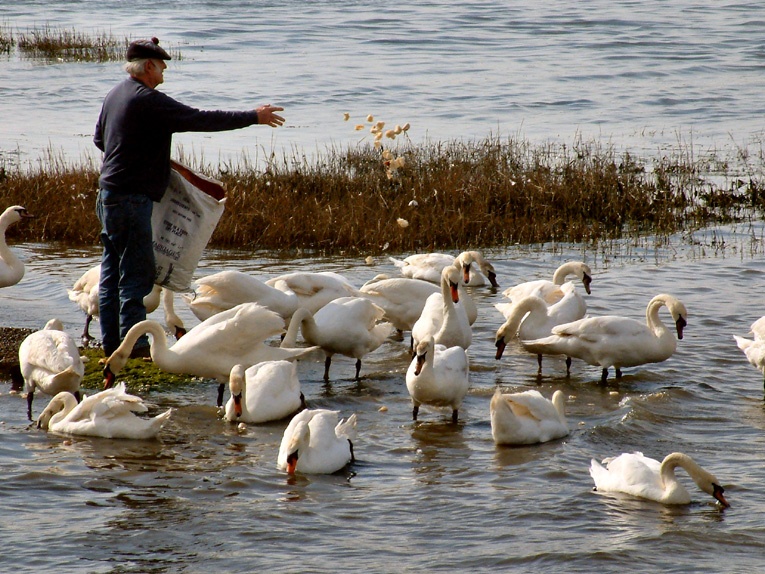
[152,160,226,292]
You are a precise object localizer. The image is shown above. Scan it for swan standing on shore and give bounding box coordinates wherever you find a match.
[411,265,472,351]
[103,302,319,406]
[406,335,470,423]
[0,205,34,288]
[183,269,299,321]
[20,318,85,420]
[589,451,729,507]
[283,297,393,380]
[490,388,568,445]
[521,294,687,382]
[37,382,171,440]
[503,261,592,304]
[224,362,304,423]
[277,408,357,474]
[495,282,586,373]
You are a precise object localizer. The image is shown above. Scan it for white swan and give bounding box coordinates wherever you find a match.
[224,362,304,423]
[521,294,687,382]
[284,297,393,380]
[37,382,171,440]
[389,250,498,287]
[0,205,33,288]
[277,408,357,474]
[68,264,164,344]
[20,318,85,420]
[265,271,359,315]
[411,265,472,351]
[589,451,729,507]
[406,335,470,422]
[494,282,586,372]
[733,333,765,389]
[359,274,439,333]
[183,269,299,321]
[103,302,319,406]
[489,388,568,445]
[503,261,592,305]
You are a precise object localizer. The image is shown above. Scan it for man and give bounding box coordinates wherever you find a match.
[94,37,284,358]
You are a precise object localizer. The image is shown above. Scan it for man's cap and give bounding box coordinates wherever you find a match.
[126,37,171,62]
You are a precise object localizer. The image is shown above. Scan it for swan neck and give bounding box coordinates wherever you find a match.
[552,262,577,285]
[122,320,170,355]
[645,296,669,332]
[51,394,77,425]
[282,308,313,347]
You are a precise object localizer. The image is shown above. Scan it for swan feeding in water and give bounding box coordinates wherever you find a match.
[502,260,592,304]
[224,361,304,424]
[406,335,470,423]
[521,293,687,382]
[37,382,171,440]
[589,451,729,507]
[277,408,357,474]
[103,302,318,406]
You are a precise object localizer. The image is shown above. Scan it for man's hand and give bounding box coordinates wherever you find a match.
[256,104,285,127]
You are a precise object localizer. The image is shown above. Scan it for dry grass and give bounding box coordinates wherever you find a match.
[1,137,763,254]
[0,25,180,62]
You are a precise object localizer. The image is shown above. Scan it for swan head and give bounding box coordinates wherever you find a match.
[581,267,592,295]
[36,391,76,430]
[665,297,688,340]
[102,348,131,389]
[1,205,34,228]
[441,266,461,303]
[413,336,433,375]
[284,421,311,474]
[228,364,245,418]
[456,251,500,288]
[693,467,729,508]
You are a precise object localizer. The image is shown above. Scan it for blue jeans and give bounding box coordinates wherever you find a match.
[96,190,156,356]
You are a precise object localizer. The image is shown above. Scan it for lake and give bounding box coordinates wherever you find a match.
[1,221,764,572]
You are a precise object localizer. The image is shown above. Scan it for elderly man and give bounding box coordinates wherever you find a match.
[94,37,284,358]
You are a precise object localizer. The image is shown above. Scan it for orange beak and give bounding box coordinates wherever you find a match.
[286,451,299,474]
[233,393,242,418]
[449,281,459,303]
[462,263,471,284]
[102,365,115,389]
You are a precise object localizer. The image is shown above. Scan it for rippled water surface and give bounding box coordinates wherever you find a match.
[3,0,765,166]
[1,223,765,572]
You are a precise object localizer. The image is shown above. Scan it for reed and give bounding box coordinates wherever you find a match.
[1,137,763,254]
[5,26,180,62]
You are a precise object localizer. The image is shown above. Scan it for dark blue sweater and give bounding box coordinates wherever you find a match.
[94,77,258,201]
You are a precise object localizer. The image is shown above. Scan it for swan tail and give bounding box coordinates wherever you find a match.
[336,413,357,441]
[388,257,406,269]
[48,365,84,388]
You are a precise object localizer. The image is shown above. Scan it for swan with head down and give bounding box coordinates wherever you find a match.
[264,271,359,315]
[0,205,34,288]
[37,382,171,440]
[20,318,85,420]
[495,282,586,373]
[182,269,299,321]
[283,296,393,380]
[503,261,592,305]
[277,408,357,474]
[589,451,729,507]
[389,250,498,287]
[406,334,470,423]
[103,302,319,407]
[224,361,304,424]
[521,293,687,382]
[490,387,568,445]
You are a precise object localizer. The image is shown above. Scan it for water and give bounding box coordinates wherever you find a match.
[2,1,765,169]
[1,222,765,572]
[2,1,765,571]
